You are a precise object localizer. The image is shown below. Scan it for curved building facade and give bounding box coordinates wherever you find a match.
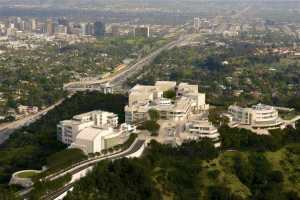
[228,103,283,129]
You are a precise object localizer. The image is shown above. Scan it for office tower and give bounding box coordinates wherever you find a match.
[31,18,37,32]
[40,23,47,34]
[194,17,201,31]
[87,23,94,35]
[81,23,88,35]
[20,20,26,31]
[58,17,71,34]
[111,25,120,36]
[58,17,68,26]
[15,17,22,30]
[134,26,150,38]
[0,23,6,36]
[47,19,55,36]
[81,23,94,36]
[57,25,68,34]
[94,21,105,37]
[69,23,81,35]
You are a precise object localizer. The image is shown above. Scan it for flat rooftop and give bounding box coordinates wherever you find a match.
[76,127,118,141]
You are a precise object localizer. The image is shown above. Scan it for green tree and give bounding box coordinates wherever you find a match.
[148,109,160,122]
[140,120,160,136]
[65,159,162,200]
[163,89,176,100]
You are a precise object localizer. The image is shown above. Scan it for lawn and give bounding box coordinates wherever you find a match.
[17,171,39,179]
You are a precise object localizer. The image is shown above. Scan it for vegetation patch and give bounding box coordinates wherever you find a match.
[16,171,39,179]
[31,174,72,199]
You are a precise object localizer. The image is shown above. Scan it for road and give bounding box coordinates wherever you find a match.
[63,34,189,91]
[109,35,187,87]
[37,139,145,200]
[45,138,143,182]
[0,99,65,144]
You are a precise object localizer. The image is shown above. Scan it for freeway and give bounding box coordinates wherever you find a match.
[0,98,65,144]
[63,34,188,91]
[109,36,186,87]
[38,139,145,200]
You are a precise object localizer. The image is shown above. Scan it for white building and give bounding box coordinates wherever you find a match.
[185,120,221,147]
[57,110,118,145]
[17,105,39,115]
[57,110,136,154]
[71,127,127,154]
[125,81,209,124]
[228,103,284,129]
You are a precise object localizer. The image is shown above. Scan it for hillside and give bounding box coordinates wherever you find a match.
[65,132,300,200]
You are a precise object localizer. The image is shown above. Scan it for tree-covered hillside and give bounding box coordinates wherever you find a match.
[0,92,128,189]
[65,123,300,200]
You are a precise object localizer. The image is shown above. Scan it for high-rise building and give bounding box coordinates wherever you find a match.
[31,18,37,32]
[58,17,71,34]
[58,17,68,26]
[81,23,88,35]
[194,17,201,31]
[134,26,150,38]
[15,17,22,30]
[87,23,94,35]
[56,25,68,34]
[81,23,94,36]
[94,21,105,37]
[47,19,55,36]
[20,20,26,31]
[111,25,120,36]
